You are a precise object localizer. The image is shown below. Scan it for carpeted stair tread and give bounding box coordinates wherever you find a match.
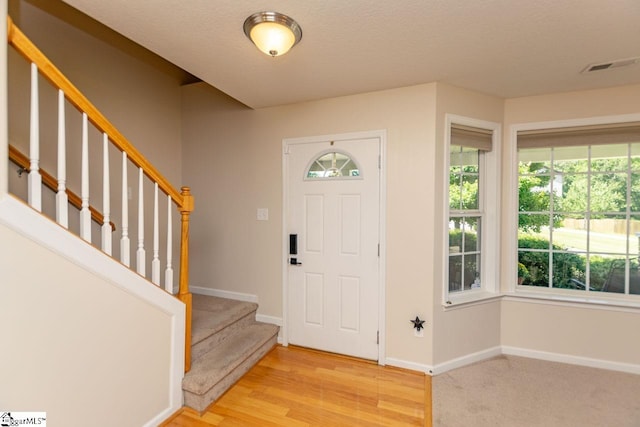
[183,295,280,412]
[183,322,279,396]
[191,295,258,345]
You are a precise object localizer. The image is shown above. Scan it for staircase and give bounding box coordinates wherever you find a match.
[4,17,278,421]
[183,294,279,413]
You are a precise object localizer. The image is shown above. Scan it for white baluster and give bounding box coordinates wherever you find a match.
[165,195,173,293]
[151,183,160,285]
[136,167,145,276]
[79,112,91,242]
[101,133,112,255]
[28,63,41,211]
[56,89,68,227]
[120,151,130,267]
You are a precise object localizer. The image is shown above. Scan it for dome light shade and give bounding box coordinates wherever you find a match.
[243,12,302,57]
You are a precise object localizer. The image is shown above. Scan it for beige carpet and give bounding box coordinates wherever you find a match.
[433,355,640,427]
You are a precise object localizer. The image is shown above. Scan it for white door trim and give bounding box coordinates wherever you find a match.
[282,129,387,365]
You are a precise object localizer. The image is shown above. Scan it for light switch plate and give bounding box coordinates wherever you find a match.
[257,208,269,221]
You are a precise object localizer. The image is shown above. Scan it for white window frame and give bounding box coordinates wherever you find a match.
[443,114,501,306]
[508,113,640,308]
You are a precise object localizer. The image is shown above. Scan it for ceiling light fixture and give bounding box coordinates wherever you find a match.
[243,11,302,57]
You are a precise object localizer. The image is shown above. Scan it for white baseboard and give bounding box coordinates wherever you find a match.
[256,314,282,326]
[144,408,178,427]
[256,314,283,344]
[427,345,640,376]
[385,357,432,374]
[431,346,502,376]
[191,286,258,303]
[502,346,640,375]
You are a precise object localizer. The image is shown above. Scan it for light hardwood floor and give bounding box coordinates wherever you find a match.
[163,345,430,426]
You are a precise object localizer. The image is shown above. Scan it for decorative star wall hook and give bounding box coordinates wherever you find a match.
[411,316,425,331]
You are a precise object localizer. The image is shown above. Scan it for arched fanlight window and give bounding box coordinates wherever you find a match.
[306,151,361,179]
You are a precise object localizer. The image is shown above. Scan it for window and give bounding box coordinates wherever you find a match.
[449,145,482,292]
[306,151,360,179]
[517,123,640,297]
[445,117,500,303]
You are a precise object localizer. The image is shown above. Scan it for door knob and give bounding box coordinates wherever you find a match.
[290,257,302,265]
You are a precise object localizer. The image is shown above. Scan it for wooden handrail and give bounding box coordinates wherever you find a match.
[8,144,115,231]
[7,17,194,372]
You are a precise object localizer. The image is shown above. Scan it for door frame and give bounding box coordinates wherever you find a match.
[281,129,387,365]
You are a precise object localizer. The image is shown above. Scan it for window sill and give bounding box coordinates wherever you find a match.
[504,287,640,311]
[442,288,640,312]
[442,291,501,311]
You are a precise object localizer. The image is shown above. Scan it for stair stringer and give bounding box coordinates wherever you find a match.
[0,193,185,427]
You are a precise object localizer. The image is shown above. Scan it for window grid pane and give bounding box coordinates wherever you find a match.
[449,216,482,292]
[449,145,480,211]
[307,152,360,178]
[518,141,640,295]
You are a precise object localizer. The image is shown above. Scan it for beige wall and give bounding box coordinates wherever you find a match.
[0,222,172,427]
[432,84,505,364]
[504,84,640,124]
[502,300,640,365]
[501,84,640,365]
[182,82,438,366]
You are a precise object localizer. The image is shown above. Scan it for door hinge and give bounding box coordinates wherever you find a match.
[377,330,379,344]
[378,155,381,169]
[377,243,380,257]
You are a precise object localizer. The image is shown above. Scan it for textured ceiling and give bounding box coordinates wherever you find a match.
[61,0,640,109]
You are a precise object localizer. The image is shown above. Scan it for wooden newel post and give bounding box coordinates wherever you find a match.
[178,186,194,372]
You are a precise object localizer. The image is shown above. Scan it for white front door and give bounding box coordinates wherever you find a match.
[285,135,381,360]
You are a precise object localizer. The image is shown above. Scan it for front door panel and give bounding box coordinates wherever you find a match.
[287,137,380,360]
